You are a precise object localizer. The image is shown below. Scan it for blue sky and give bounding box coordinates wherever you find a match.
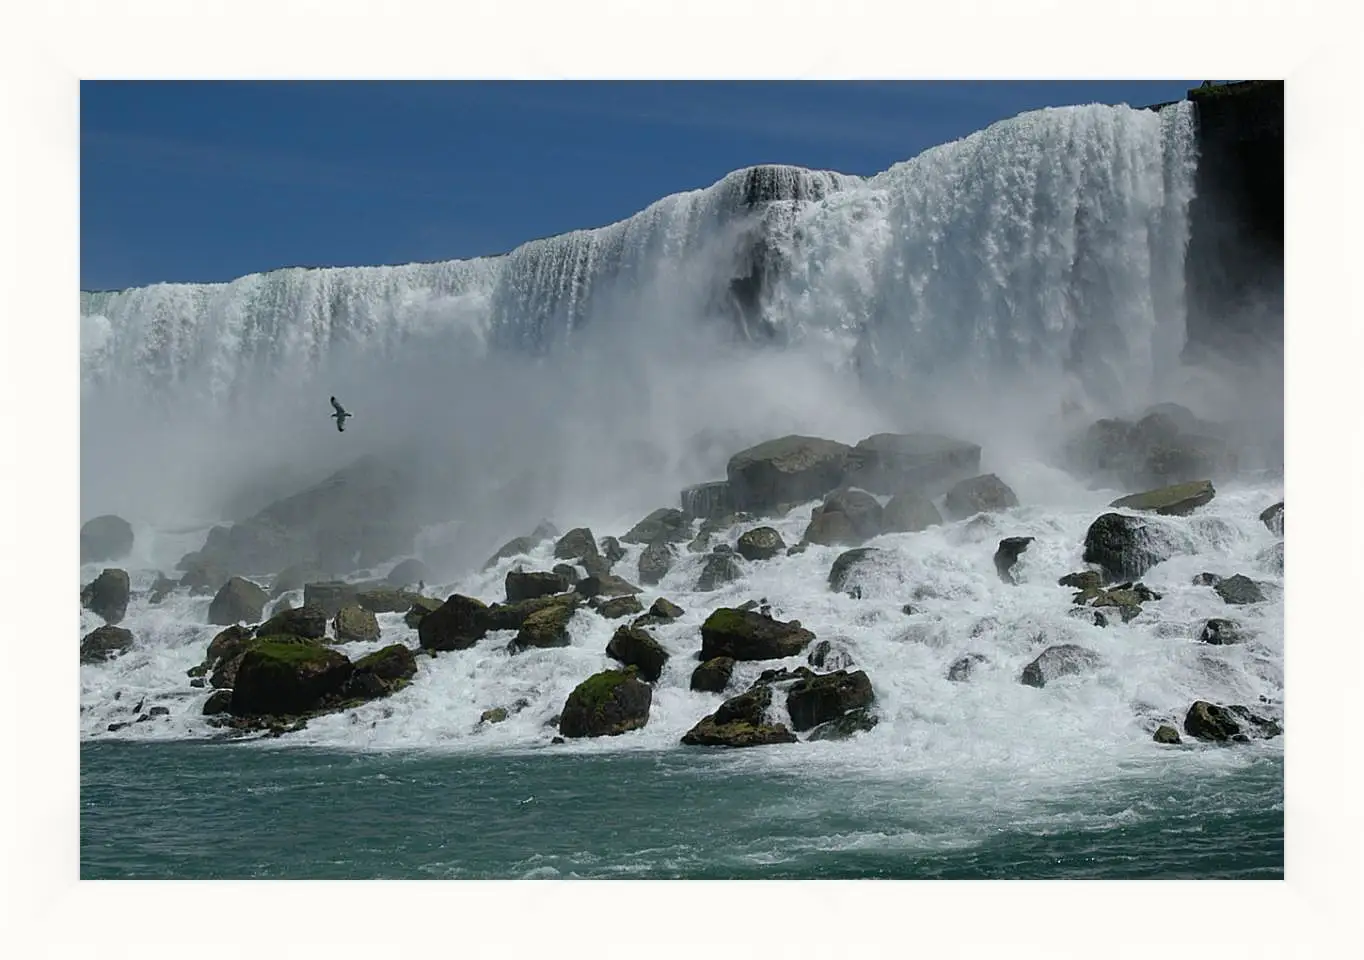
[80,80,1201,291]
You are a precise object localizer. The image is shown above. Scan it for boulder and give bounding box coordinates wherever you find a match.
[509,597,580,651]
[700,608,814,661]
[750,665,818,688]
[736,526,786,561]
[1082,513,1167,581]
[1020,644,1103,688]
[621,508,690,545]
[1192,572,1223,587]
[483,535,537,570]
[81,568,130,624]
[486,593,581,631]
[1085,582,1160,623]
[147,573,178,605]
[354,588,421,614]
[648,597,684,620]
[343,644,417,699]
[827,547,886,594]
[1109,479,1216,517]
[993,537,1034,584]
[228,638,353,717]
[207,576,268,625]
[80,624,134,664]
[785,669,875,732]
[403,596,443,629]
[680,480,734,521]
[1066,413,1235,489]
[802,509,862,547]
[696,552,742,592]
[806,708,880,741]
[605,624,670,682]
[726,435,851,512]
[1198,618,1249,645]
[1153,724,1182,744]
[807,639,855,672]
[418,594,490,652]
[880,492,943,534]
[804,489,883,546]
[947,653,988,682]
[1058,570,1104,590]
[553,527,599,563]
[303,580,362,618]
[1183,701,1282,743]
[552,563,582,584]
[257,603,328,641]
[1214,575,1266,605]
[505,569,571,603]
[177,555,229,596]
[333,604,381,643]
[841,432,981,496]
[574,573,642,600]
[1259,501,1284,536]
[81,514,134,564]
[202,690,233,716]
[385,557,430,588]
[638,541,674,586]
[593,595,644,620]
[943,474,1018,520]
[690,656,736,693]
[680,685,797,747]
[600,536,626,565]
[558,667,653,738]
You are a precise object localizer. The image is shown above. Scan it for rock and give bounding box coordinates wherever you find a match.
[385,558,430,588]
[229,638,353,717]
[1020,644,1103,688]
[483,536,537,570]
[559,667,653,738]
[638,541,674,586]
[786,542,810,556]
[993,537,1034,584]
[1192,572,1223,587]
[485,593,580,631]
[947,653,988,682]
[819,489,884,540]
[1066,413,1235,489]
[552,563,581,584]
[1198,618,1249,645]
[480,707,509,725]
[505,569,571,603]
[81,568,130,624]
[841,432,981,496]
[509,598,579,652]
[177,555,229,596]
[80,624,134,664]
[680,480,734,521]
[751,665,818,687]
[880,492,943,533]
[553,527,599,563]
[605,624,670,682]
[1109,480,1216,517]
[303,580,361,618]
[1256,541,1284,575]
[827,547,886,594]
[1082,513,1166,581]
[1059,570,1104,590]
[943,474,1019,520]
[807,639,855,671]
[621,508,690,545]
[1083,582,1160,623]
[208,576,268,625]
[594,595,644,620]
[418,594,490,652]
[785,669,875,732]
[202,689,233,715]
[333,604,381,643]
[681,685,797,747]
[690,657,736,693]
[700,608,814,661]
[148,573,178,605]
[1184,701,1281,743]
[574,573,642,599]
[1259,501,1284,536]
[268,562,319,599]
[1067,608,1110,628]
[257,603,328,641]
[81,515,134,564]
[403,596,443,628]
[726,435,851,512]
[648,597,684,620]
[806,707,879,741]
[355,588,421,614]
[736,526,786,561]
[687,532,712,554]
[344,644,417,699]
[1153,724,1182,744]
[696,553,742,592]
[1214,575,1266,605]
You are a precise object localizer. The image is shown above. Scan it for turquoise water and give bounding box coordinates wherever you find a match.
[80,741,1282,879]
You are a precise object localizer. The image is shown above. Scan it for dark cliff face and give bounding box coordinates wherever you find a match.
[1182,81,1284,360]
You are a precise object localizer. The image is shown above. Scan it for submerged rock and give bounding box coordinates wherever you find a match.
[1197,618,1249,645]
[1109,480,1215,517]
[726,435,851,512]
[208,576,268,626]
[943,474,1018,520]
[559,667,652,738]
[81,514,134,564]
[946,653,988,682]
[807,639,855,672]
[80,624,134,664]
[700,608,814,661]
[605,624,669,682]
[81,568,130,624]
[680,685,797,748]
[827,547,886,594]
[806,707,879,741]
[1153,724,1182,744]
[993,537,1034,584]
[1020,644,1103,688]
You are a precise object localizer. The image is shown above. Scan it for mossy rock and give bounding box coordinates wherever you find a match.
[1109,479,1215,517]
[344,644,417,699]
[80,624,134,664]
[605,624,669,682]
[403,596,444,628]
[81,568,130,624]
[700,608,814,661]
[1058,570,1104,590]
[485,592,580,632]
[510,600,578,652]
[680,685,796,747]
[333,604,381,643]
[593,594,644,620]
[257,604,328,641]
[558,667,652,738]
[1153,724,1182,744]
[208,576,268,625]
[480,707,509,725]
[418,594,491,651]
[785,669,875,732]
[505,569,572,603]
[690,656,736,693]
[229,639,352,717]
[735,526,786,561]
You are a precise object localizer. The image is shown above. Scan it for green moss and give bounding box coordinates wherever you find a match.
[353,644,408,671]
[702,608,749,634]
[573,667,637,716]
[250,638,331,665]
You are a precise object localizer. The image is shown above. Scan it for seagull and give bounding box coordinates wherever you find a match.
[329,396,352,432]
[518,796,535,806]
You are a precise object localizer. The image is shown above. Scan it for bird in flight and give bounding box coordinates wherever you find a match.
[330,396,353,432]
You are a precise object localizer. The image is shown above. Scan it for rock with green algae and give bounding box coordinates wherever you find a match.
[680,685,797,748]
[605,624,669,682]
[257,603,328,641]
[1109,479,1215,516]
[403,595,444,628]
[418,594,490,652]
[700,608,814,661]
[690,656,735,693]
[558,667,653,738]
[509,598,579,652]
[344,644,417,698]
[593,594,644,620]
[228,639,353,717]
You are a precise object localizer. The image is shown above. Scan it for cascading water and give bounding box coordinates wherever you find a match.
[78,100,1282,877]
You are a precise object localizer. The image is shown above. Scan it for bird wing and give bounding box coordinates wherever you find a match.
[330,397,346,416]
[336,418,345,432]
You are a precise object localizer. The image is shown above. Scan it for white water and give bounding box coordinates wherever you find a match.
[78,99,1284,794]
